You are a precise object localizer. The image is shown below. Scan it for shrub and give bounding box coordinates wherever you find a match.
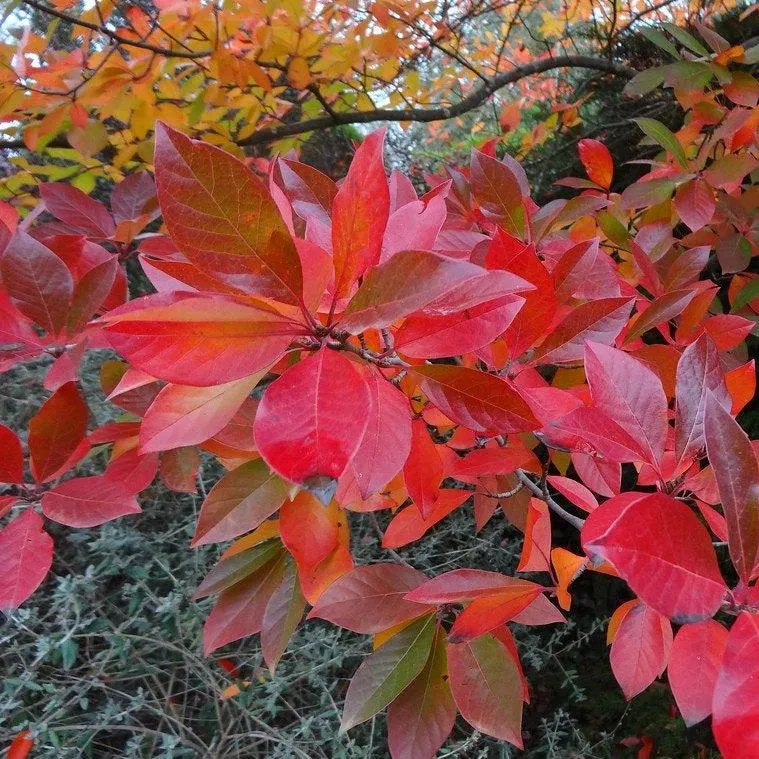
[1,23,758,759]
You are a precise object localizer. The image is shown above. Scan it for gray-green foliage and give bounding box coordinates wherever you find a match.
[1,359,715,758]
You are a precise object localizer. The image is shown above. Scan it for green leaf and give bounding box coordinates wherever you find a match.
[387,624,456,759]
[634,117,688,168]
[640,26,681,59]
[340,613,436,731]
[661,23,710,56]
[733,278,759,312]
[623,66,666,97]
[192,540,282,599]
[597,211,631,248]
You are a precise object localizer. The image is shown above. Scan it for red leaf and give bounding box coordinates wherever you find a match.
[308,563,431,633]
[274,158,336,226]
[104,294,299,386]
[713,612,759,758]
[395,295,523,358]
[1,232,73,334]
[154,122,303,303]
[349,367,412,499]
[405,569,530,604]
[102,448,159,494]
[254,348,370,486]
[546,476,598,513]
[29,382,88,483]
[533,298,633,365]
[387,624,456,759]
[382,489,472,549]
[485,230,556,359]
[470,149,526,237]
[517,498,551,573]
[413,364,539,435]
[41,476,141,527]
[40,182,115,238]
[0,510,53,609]
[140,375,258,453]
[0,424,24,483]
[578,138,613,188]
[668,619,727,726]
[674,178,715,232]
[447,632,524,747]
[584,342,668,469]
[66,256,118,335]
[7,729,34,759]
[403,419,443,518]
[552,238,620,302]
[610,603,672,699]
[548,406,652,463]
[675,334,730,469]
[704,395,759,583]
[331,129,389,298]
[448,582,544,642]
[584,492,726,622]
[191,459,288,546]
[338,250,525,334]
[625,289,697,343]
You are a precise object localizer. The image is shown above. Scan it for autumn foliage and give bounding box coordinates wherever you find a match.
[1,17,759,759]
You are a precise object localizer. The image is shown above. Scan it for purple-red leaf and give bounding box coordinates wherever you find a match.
[1,232,73,335]
[447,632,524,747]
[584,342,668,469]
[534,298,633,365]
[387,624,455,759]
[308,563,430,634]
[704,394,759,583]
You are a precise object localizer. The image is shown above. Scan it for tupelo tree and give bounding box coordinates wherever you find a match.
[2,19,759,759]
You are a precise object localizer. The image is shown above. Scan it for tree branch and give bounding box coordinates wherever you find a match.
[516,470,586,530]
[21,0,213,59]
[0,54,635,151]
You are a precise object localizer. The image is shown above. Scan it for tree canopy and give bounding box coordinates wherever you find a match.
[0,0,744,202]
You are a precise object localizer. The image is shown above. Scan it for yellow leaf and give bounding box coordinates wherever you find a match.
[287,57,311,89]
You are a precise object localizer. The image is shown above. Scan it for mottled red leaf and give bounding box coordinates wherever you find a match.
[308,563,430,634]
[154,122,303,303]
[413,364,538,435]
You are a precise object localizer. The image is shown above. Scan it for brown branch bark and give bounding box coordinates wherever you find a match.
[0,55,635,151]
